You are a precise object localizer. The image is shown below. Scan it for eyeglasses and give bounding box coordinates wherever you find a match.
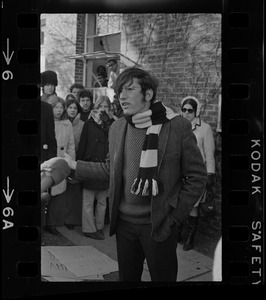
[181,108,194,114]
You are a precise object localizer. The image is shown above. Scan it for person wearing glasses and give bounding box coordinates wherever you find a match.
[64,67,207,281]
[180,96,216,251]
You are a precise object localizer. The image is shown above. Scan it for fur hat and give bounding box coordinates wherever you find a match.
[41,70,58,87]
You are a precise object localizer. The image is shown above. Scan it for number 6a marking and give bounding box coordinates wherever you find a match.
[2,70,13,80]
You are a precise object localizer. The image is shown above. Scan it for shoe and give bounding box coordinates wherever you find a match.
[83,231,104,240]
[65,224,75,230]
[43,226,61,236]
[97,229,105,239]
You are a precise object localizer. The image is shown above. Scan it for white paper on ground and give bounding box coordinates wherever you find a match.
[41,247,77,279]
[42,274,104,282]
[43,246,118,277]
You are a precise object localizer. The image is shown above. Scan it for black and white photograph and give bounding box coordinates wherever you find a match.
[40,12,222,283]
[2,0,264,297]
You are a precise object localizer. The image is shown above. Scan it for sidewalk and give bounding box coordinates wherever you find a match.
[50,224,214,282]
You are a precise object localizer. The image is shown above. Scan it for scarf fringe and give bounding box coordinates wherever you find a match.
[130,177,161,196]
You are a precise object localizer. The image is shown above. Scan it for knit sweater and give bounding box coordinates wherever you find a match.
[119,124,152,224]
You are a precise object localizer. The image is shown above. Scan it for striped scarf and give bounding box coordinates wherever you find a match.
[125,101,178,196]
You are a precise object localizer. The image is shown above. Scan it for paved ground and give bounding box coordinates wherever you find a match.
[42,222,221,282]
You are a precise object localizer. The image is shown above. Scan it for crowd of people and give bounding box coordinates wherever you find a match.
[41,59,121,238]
[41,63,220,281]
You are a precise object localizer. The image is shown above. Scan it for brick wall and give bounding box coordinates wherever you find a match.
[120,13,222,232]
[120,14,221,114]
[75,14,85,84]
[75,13,222,232]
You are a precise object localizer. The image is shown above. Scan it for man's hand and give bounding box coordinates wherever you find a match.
[41,161,52,173]
[64,153,77,170]
[41,157,71,188]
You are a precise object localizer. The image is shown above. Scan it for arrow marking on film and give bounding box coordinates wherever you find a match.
[2,38,14,65]
[2,177,15,204]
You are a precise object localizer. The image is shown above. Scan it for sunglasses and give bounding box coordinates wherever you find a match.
[182,108,194,114]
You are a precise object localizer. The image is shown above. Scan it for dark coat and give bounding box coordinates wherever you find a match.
[41,101,57,163]
[76,118,109,190]
[75,116,208,241]
[80,110,91,122]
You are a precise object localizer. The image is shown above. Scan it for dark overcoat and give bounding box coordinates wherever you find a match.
[77,118,109,190]
[41,101,57,163]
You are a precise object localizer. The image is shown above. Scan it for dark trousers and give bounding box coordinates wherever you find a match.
[116,218,178,281]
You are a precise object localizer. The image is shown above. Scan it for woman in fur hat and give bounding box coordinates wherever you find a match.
[41,70,58,102]
[180,96,216,251]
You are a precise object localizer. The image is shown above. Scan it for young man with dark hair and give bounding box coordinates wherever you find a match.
[69,83,85,100]
[78,89,94,122]
[65,67,207,282]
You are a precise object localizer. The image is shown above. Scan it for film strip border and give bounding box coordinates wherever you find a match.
[2,1,42,296]
[222,0,264,284]
[1,0,264,297]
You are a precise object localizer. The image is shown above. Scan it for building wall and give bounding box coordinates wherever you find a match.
[75,14,85,85]
[76,13,222,231]
[120,14,221,118]
[41,14,77,98]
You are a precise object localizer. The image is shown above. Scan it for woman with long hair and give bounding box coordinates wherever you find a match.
[61,96,85,230]
[43,95,75,235]
[77,95,115,239]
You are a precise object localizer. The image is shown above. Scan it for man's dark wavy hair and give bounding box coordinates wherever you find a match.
[114,67,159,103]
[69,83,85,92]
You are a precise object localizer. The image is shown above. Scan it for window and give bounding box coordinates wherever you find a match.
[96,14,122,35]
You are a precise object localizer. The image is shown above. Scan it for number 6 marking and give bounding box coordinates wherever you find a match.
[2,70,13,80]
